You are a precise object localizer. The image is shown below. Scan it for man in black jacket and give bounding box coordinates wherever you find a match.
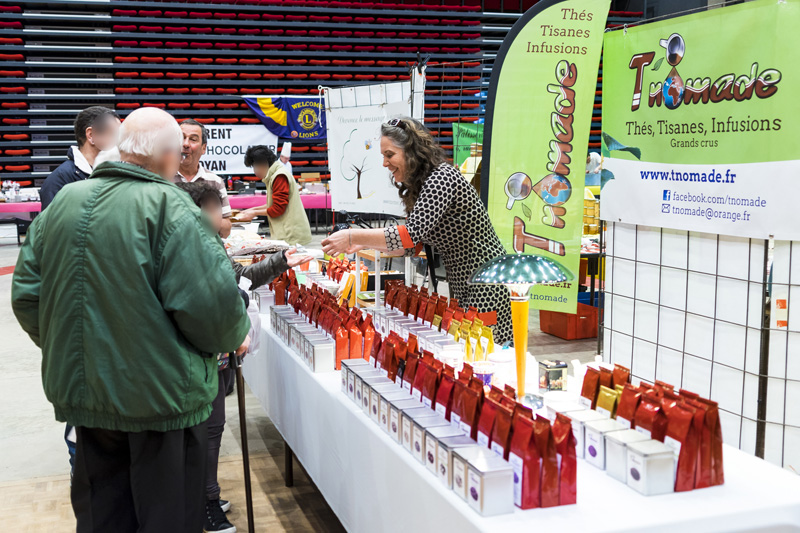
[40,106,120,209]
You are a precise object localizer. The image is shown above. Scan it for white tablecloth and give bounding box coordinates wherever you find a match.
[244,319,800,533]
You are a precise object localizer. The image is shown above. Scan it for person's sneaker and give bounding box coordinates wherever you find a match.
[219,499,231,513]
[205,499,236,533]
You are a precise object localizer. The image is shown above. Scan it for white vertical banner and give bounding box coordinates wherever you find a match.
[199,125,278,175]
[325,77,425,216]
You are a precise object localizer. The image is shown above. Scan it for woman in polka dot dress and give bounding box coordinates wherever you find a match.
[322,117,512,344]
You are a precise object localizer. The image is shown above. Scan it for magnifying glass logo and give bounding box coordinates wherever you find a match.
[504,172,532,210]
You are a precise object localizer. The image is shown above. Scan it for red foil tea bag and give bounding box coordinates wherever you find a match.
[612,364,631,388]
[655,379,675,394]
[349,324,363,360]
[533,415,559,508]
[381,340,396,380]
[421,361,440,409]
[453,307,465,323]
[465,306,479,322]
[488,385,504,403]
[412,358,430,402]
[273,277,288,305]
[504,384,517,401]
[510,416,540,509]
[599,366,613,389]
[441,308,455,333]
[459,385,482,440]
[402,351,419,393]
[512,402,534,428]
[476,397,500,449]
[435,368,457,420]
[500,395,516,411]
[616,384,642,429]
[369,333,383,368]
[634,393,668,442]
[435,295,448,319]
[391,339,407,384]
[695,397,724,487]
[415,295,428,323]
[450,378,468,429]
[424,296,437,326]
[663,400,699,492]
[395,288,408,316]
[385,281,399,308]
[362,317,376,363]
[490,401,514,460]
[459,363,474,383]
[579,366,600,409]
[334,319,349,371]
[552,413,577,505]
[407,289,419,319]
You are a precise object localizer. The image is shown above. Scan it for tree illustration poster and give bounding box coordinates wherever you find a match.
[326,83,411,217]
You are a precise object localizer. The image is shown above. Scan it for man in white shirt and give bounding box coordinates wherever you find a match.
[174,119,232,238]
[279,142,293,177]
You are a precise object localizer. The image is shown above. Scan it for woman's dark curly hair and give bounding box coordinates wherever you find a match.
[381,117,446,214]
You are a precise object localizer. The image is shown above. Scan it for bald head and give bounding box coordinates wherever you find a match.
[118,108,183,179]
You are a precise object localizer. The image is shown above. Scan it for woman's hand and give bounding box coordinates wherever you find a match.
[284,247,313,268]
[235,209,256,222]
[321,230,351,256]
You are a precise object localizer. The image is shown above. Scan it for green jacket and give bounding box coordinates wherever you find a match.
[11,162,251,433]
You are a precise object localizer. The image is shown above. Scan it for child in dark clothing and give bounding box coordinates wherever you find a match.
[175,181,310,533]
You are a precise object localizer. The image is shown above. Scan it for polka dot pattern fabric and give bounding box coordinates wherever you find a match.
[386,163,513,344]
[384,225,403,252]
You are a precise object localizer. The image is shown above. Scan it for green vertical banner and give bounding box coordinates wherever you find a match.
[482,0,610,313]
[452,123,484,167]
[601,0,800,240]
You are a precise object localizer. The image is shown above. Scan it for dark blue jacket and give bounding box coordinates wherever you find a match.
[40,147,90,210]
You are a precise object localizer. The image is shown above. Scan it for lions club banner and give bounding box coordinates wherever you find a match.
[601,0,800,240]
[482,0,610,313]
[243,96,326,140]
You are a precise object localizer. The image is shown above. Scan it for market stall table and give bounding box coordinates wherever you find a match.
[0,202,39,244]
[0,202,41,214]
[243,314,800,533]
[229,193,331,210]
[230,193,331,233]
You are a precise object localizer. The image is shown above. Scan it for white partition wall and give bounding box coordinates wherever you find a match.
[602,222,800,469]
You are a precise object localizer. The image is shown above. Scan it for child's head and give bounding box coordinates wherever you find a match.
[175,181,224,234]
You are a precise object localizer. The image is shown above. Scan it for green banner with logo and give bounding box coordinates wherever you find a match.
[452,123,484,167]
[482,0,610,313]
[601,0,800,240]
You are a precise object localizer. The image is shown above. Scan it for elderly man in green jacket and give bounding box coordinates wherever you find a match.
[11,107,251,533]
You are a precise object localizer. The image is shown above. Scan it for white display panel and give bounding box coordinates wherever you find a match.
[601,222,797,466]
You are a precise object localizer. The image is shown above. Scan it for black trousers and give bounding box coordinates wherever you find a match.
[71,422,208,533]
[206,366,234,501]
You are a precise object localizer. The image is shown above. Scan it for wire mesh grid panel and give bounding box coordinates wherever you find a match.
[767,241,800,471]
[603,222,771,461]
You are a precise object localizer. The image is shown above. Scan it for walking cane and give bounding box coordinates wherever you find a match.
[230,352,255,533]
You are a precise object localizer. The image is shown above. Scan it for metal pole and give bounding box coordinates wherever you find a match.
[231,354,255,533]
[755,239,770,458]
[597,220,605,356]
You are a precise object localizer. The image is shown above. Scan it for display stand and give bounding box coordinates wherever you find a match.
[243,313,800,533]
[353,249,417,308]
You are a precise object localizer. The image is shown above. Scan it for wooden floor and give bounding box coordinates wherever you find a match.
[2,452,345,533]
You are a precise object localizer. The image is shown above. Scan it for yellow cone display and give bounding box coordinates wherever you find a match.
[511,298,529,397]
